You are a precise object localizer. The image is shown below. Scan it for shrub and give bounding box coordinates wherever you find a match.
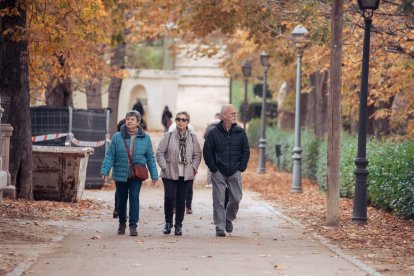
[246,118,261,147]
[367,140,414,217]
[301,131,322,181]
[248,119,414,219]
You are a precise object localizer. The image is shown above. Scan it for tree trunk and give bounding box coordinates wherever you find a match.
[0,0,33,199]
[45,55,73,107]
[326,0,343,226]
[108,41,126,137]
[86,76,103,109]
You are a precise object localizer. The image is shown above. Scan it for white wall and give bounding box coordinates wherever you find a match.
[118,69,178,131]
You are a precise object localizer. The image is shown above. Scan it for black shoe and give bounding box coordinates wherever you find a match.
[225,220,233,233]
[186,208,193,214]
[216,230,226,237]
[117,223,126,235]
[174,224,182,236]
[163,223,172,234]
[130,226,138,236]
[113,209,118,219]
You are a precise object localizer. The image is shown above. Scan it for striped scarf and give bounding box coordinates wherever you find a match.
[178,130,188,165]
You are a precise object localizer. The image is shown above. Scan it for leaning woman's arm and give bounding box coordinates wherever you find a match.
[145,136,159,180]
[100,135,117,176]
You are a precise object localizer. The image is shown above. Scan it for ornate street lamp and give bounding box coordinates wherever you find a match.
[241,60,252,129]
[257,51,270,174]
[352,0,380,225]
[291,25,309,193]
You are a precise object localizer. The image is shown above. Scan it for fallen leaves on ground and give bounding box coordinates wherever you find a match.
[0,198,106,220]
[244,150,414,275]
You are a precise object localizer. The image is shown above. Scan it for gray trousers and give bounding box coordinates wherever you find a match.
[211,170,242,231]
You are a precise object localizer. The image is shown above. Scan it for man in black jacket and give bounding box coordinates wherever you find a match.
[203,104,250,237]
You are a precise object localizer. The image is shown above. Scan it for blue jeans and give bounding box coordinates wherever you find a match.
[116,179,142,227]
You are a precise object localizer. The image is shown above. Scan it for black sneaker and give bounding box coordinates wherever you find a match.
[117,224,126,235]
[113,209,118,219]
[163,223,172,235]
[174,224,182,236]
[130,226,138,236]
[216,230,226,237]
[225,220,233,233]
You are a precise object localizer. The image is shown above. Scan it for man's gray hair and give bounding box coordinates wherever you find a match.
[220,104,235,115]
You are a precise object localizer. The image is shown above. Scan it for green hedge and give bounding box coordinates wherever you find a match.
[247,119,414,219]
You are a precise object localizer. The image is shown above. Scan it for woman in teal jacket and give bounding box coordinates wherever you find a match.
[101,111,158,236]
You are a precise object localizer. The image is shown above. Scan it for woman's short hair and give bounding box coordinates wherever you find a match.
[176,111,190,121]
[125,110,141,121]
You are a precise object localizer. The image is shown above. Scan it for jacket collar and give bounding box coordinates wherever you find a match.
[120,124,146,138]
[218,121,242,133]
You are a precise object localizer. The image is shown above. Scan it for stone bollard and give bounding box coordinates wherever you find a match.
[0,98,14,201]
[1,124,14,199]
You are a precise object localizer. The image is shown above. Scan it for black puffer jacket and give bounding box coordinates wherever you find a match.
[203,122,250,177]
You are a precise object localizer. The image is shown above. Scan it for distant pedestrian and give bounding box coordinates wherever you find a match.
[156,111,202,236]
[161,105,173,132]
[132,99,144,116]
[132,99,147,130]
[101,111,158,236]
[203,104,250,237]
[111,118,127,219]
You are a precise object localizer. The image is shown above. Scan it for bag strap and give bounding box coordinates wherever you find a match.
[122,136,134,165]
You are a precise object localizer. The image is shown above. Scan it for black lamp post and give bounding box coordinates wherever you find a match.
[257,51,270,174]
[291,25,309,193]
[241,60,252,129]
[352,0,380,225]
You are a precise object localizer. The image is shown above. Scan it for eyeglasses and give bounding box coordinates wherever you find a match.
[175,118,189,122]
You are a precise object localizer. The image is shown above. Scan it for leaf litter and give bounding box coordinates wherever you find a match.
[244,150,413,275]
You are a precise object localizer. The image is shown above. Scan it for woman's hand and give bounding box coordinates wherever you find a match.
[151,179,158,186]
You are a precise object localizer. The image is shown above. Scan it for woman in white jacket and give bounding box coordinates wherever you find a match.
[156,111,202,236]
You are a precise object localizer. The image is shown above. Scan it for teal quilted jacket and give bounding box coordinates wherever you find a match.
[100,125,158,182]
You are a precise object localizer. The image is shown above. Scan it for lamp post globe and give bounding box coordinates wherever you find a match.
[352,0,380,225]
[257,51,270,174]
[357,0,380,10]
[241,60,252,129]
[290,25,309,193]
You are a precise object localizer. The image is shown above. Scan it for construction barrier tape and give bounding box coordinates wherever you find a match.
[32,133,68,142]
[32,133,107,148]
[70,137,106,147]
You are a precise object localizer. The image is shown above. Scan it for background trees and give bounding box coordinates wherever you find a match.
[1,0,413,198]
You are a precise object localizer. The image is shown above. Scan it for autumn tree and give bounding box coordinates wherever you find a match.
[168,0,414,138]
[0,0,33,199]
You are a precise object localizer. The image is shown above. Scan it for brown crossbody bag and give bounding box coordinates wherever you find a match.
[122,136,149,181]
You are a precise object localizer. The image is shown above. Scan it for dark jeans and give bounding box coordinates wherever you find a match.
[116,179,142,227]
[114,190,118,211]
[185,182,193,209]
[163,177,191,226]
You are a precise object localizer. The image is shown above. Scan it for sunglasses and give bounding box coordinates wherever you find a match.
[175,118,189,122]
